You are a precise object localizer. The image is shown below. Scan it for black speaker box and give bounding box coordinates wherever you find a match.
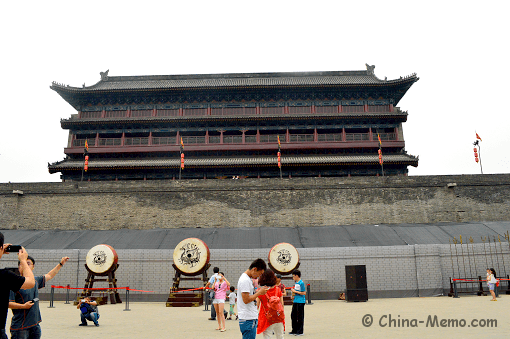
[345,289,368,302]
[345,265,367,290]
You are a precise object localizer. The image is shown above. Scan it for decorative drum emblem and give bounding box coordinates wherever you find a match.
[268,243,299,274]
[86,244,118,274]
[173,238,210,274]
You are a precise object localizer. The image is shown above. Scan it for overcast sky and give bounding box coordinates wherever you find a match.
[1,1,508,183]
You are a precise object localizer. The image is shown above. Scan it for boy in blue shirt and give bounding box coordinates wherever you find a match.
[9,255,69,338]
[290,270,306,336]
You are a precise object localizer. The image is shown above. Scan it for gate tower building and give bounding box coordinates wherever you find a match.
[49,65,419,181]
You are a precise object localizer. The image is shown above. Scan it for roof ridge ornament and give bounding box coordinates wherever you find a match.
[365,63,375,75]
[100,69,109,81]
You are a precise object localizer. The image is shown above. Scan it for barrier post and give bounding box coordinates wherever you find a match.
[477,276,484,296]
[124,287,131,311]
[506,275,510,295]
[495,282,499,298]
[48,286,55,308]
[307,284,313,305]
[204,288,209,311]
[65,284,70,304]
[453,280,459,298]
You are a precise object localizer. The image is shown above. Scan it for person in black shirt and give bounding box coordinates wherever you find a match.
[0,232,35,339]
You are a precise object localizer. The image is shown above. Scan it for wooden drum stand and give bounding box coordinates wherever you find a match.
[166,238,211,307]
[78,244,122,305]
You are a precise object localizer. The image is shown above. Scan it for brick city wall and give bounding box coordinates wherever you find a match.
[1,174,510,230]
[2,244,507,302]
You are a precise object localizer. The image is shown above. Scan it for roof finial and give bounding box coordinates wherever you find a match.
[100,69,109,81]
[365,64,375,75]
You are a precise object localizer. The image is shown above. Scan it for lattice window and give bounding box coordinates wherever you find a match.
[80,111,102,119]
[182,108,207,116]
[105,111,127,118]
[342,106,365,113]
[157,109,179,117]
[367,105,389,113]
[260,107,284,115]
[211,107,256,116]
[288,106,312,114]
[131,110,152,117]
[315,106,339,114]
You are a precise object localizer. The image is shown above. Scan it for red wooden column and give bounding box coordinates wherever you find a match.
[148,131,152,145]
[121,132,125,146]
[286,129,290,143]
[241,130,246,144]
[256,129,260,143]
[369,128,373,141]
[314,128,318,142]
[95,133,99,146]
[342,128,346,142]
[205,130,209,144]
[176,131,180,145]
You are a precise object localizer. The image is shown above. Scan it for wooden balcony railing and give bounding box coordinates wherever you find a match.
[73,139,95,147]
[71,132,397,149]
[125,137,149,146]
[245,136,257,143]
[377,133,396,141]
[289,134,314,142]
[223,136,243,144]
[345,133,369,141]
[317,134,343,142]
[181,136,206,144]
[98,138,122,146]
[152,137,176,145]
[259,135,279,143]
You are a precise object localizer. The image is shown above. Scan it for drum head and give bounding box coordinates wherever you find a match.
[173,238,210,275]
[268,243,299,274]
[86,244,118,274]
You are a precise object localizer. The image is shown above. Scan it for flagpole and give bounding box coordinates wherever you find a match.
[477,142,483,174]
[277,135,282,179]
[81,139,88,182]
[378,134,384,177]
[179,137,184,180]
[474,133,483,174]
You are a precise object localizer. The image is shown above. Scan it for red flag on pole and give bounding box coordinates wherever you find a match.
[476,132,482,141]
[377,133,382,146]
[85,139,89,151]
[180,137,184,169]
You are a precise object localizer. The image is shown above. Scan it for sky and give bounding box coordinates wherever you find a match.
[1,0,509,183]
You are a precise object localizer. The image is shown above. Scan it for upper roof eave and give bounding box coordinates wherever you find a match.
[50,69,419,94]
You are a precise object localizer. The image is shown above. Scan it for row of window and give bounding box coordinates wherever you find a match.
[79,105,393,119]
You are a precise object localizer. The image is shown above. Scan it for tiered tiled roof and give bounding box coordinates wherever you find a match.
[48,154,418,173]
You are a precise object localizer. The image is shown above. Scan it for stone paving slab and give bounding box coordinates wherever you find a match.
[7,296,508,338]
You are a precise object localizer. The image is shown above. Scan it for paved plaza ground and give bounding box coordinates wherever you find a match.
[7,295,508,338]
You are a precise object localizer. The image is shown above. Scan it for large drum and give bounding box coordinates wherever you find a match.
[268,242,299,274]
[173,238,211,275]
[86,244,119,274]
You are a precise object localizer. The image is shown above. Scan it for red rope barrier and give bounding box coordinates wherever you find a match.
[51,285,154,293]
[452,279,509,282]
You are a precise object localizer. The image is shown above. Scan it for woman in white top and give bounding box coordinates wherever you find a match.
[486,268,497,301]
